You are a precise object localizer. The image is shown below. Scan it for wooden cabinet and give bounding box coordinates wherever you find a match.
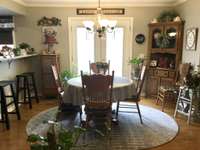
[146,21,184,97]
[146,76,159,96]
[41,54,60,97]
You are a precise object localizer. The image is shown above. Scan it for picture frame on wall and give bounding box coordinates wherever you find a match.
[185,27,198,51]
[150,60,157,67]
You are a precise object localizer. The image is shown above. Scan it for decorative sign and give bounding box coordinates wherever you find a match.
[77,8,125,15]
[185,27,198,50]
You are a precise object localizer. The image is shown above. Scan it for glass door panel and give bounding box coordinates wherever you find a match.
[106,28,124,76]
[76,27,94,74]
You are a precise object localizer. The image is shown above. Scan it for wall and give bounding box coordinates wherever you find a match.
[14,6,171,72]
[176,0,200,66]
[0,0,30,85]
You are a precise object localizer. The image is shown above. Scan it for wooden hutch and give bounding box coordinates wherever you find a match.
[146,21,184,97]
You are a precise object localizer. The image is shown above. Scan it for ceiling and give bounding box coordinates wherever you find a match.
[13,0,187,7]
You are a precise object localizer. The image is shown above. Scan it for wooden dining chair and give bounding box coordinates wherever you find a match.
[51,65,64,106]
[156,63,192,111]
[115,65,147,124]
[89,60,110,75]
[81,70,114,129]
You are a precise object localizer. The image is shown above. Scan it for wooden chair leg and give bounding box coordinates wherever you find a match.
[1,88,10,129]
[31,74,39,103]
[115,100,120,120]
[26,79,32,109]
[23,77,27,103]
[10,84,21,120]
[136,102,143,124]
[187,102,193,125]
[16,77,20,104]
[156,91,160,105]
[162,99,166,112]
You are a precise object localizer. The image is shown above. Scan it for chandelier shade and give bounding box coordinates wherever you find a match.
[83,0,117,38]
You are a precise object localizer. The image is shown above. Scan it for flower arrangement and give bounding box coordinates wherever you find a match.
[0,46,14,58]
[157,10,179,22]
[185,68,200,90]
[37,17,62,26]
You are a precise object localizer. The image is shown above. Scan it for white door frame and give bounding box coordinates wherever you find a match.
[68,17,133,78]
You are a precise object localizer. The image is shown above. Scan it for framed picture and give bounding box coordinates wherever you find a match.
[150,60,157,67]
[41,26,58,43]
[185,27,198,50]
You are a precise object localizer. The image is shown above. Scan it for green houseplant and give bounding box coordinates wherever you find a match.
[129,56,144,78]
[19,42,31,49]
[27,121,105,150]
[157,10,179,22]
[27,124,87,150]
[60,70,76,86]
[13,47,21,56]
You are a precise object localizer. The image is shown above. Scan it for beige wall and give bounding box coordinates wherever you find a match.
[0,5,172,90]
[176,0,200,66]
[14,7,170,72]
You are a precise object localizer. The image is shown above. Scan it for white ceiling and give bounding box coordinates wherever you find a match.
[13,0,187,7]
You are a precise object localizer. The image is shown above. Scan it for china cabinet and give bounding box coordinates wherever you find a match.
[146,21,184,97]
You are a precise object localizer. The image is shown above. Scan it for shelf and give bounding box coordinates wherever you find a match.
[0,53,38,63]
[151,49,177,54]
[149,67,176,72]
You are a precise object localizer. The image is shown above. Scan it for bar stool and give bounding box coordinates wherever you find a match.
[16,72,39,109]
[0,80,21,129]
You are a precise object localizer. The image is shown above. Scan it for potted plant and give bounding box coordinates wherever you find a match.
[13,47,21,56]
[157,10,179,22]
[129,56,144,78]
[27,123,87,150]
[19,42,30,50]
[27,121,105,150]
[60,70,76,86]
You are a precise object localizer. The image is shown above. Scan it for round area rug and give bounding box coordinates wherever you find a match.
[26,105,179,150]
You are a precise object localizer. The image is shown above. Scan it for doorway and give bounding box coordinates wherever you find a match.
[68,17,133,78]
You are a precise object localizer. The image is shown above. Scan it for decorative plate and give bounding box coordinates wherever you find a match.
[135,34,145,44]
[185,28,198,50]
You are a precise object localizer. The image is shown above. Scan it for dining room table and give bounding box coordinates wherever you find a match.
[63,76,135,106]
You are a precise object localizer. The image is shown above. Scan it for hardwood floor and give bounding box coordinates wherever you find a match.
[0,98,199,150]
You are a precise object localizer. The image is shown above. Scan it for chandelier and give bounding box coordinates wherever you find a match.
[83,0,117,38]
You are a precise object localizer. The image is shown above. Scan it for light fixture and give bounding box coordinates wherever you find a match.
[83,0,117,38]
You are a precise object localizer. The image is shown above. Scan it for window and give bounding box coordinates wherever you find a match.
[76,27,94,74]
[106,28,124,76]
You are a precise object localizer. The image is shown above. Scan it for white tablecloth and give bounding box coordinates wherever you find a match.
[63,76,135,105]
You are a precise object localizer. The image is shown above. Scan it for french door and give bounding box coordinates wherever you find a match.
[68,17,133,78]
